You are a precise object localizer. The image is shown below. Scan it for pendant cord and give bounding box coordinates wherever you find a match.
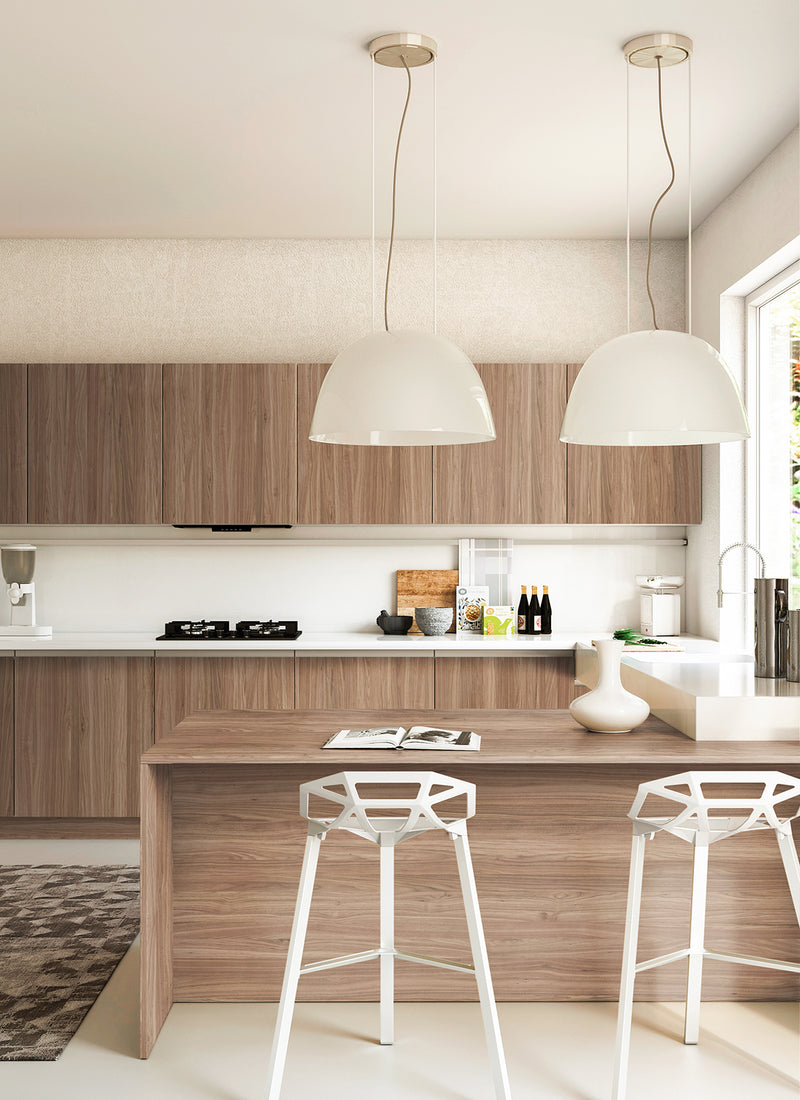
[384,56,413,333]
[625,59,631,334]
[645,55,675,331]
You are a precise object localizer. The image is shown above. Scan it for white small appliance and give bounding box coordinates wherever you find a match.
[636,575,683,637]
[0,544,52,637]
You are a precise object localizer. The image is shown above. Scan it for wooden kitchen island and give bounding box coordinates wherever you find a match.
[140,709,800,1057]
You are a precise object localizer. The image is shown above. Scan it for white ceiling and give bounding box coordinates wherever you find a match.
[2,0,797,239]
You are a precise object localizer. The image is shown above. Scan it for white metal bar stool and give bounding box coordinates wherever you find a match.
[612,770,800,1099]
[265,770,512,1100]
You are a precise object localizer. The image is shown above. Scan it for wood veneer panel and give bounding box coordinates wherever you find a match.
[27,363,161,523]
[15,657,154,817]
[143,708,800,766]
[297,363,433,523]
[163,363,296,524]
[295,657,434,709]
[566,363,702,524]
[434,655,574,709]
[168,762,800,1002]
[155,655,294,741]
[0,658,13,816]
[140,763,173,1057]
[0,817,139,838]
[433,363,568,523]
[0,365,26,522]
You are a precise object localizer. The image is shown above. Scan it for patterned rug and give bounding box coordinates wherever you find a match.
[0,864,139,1060]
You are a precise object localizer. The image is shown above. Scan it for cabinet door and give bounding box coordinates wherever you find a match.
[28,364,162,523]
[295,655,434,709]
[15,657,154,817]
[297,363,433,524]
[0,658,13,816]
[566,364,701,523]
[163,363,296,524]
[155,655,295,740]
[434,655,575,709]
[0,365,27,523]
[433,363,568,523]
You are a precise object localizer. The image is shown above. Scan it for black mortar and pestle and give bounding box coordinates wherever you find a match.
[376,610,413,636]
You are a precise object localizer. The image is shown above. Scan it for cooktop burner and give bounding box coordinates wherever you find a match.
[157,619,301,641]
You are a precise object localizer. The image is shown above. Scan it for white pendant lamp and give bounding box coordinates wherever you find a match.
[309,33,495,447]
[560,33,750,446]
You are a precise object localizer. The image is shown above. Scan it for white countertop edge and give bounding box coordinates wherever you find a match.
[1,630,604,654]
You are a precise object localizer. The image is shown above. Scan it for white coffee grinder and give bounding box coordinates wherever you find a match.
[0,544,52,637]
[636,574,683,637]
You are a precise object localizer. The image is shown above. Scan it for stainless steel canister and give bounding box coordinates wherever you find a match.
[754,577,788,678]
[787,609,800,682]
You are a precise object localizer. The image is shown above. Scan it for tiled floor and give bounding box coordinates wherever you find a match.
[0,841,797,1099]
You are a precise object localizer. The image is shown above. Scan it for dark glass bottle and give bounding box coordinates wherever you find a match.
[528,586,541,635]
[540,586,552,635]
[517,585,529,634]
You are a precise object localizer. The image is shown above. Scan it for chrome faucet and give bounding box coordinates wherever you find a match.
[717,542,766,607]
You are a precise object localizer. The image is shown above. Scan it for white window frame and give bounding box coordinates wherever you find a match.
[744,260,800,585]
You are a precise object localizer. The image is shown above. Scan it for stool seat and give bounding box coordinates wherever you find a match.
[613,769,800,1100]
[266,770,512,1100]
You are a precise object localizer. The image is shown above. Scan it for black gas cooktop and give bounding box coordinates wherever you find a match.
[157,620,302,641]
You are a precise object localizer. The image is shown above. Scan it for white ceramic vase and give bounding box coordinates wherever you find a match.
[569,638,650,733]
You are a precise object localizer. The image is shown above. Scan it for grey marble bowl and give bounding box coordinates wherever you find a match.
[415,606,453,635]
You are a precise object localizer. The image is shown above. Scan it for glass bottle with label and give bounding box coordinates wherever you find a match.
[528,586,541,635]
[540,586,552,635]
[517,586,529,634]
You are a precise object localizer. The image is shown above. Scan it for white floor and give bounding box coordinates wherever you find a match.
[0,842,798,1099]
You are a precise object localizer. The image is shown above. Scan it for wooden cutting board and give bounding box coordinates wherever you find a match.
[397,569,459,634]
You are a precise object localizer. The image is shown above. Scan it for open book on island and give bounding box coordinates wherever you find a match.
[322,725,480,751]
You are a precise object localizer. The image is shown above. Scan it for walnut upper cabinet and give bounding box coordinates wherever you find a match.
[163,363,297,525]
[297,363,433,523]
[0,365,27,523]
[433,363,569,524]
[28,364,162,523]
[565,364,702,524]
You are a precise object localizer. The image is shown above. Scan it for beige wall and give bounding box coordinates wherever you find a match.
[0,238,683,365]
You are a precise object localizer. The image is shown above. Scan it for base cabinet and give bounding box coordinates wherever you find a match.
[14,657,154,817]
[434,655,576,709]
[0,658,13,816]
[295,655,435,709]
[155,655,295,741]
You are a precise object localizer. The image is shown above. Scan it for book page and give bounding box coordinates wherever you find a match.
[322,726,406,749]
[400,726,480,750]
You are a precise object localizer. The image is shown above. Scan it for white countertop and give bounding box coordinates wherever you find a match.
[574,639,800,740]
[0,630,589,654]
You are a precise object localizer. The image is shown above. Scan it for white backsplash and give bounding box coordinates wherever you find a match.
[0,527,686,635]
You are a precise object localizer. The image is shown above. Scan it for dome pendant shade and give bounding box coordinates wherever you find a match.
[309,330,496,445]
[559,329,751,445]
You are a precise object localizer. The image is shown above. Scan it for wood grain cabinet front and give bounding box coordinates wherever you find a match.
[0,365,27,523]
[163,363,297,525]
[433,363,569,524]
[566,363,701,524]
[295,655,435,709]
[434,654,577,709]
[297,363,434,524]
[27,364,162,524]
[0,658,13,816]
[14,657,154,817]
[154,655,295,741]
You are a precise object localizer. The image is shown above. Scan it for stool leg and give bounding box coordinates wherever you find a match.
[612,832,647,1100]
[684,841,709,1045]
[379,843,395,1045]
[452,828,512,1100]
[266,831,322,1100]
[776,824,800,926]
